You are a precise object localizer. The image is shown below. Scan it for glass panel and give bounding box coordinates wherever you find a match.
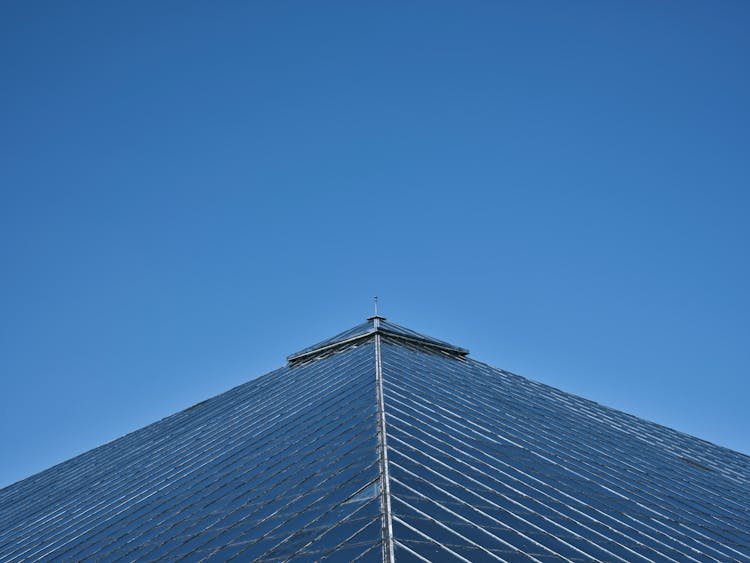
[0,342,382,561]
[380,340,750,561]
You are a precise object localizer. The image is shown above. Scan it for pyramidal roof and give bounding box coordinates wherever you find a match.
[2,317,750,562]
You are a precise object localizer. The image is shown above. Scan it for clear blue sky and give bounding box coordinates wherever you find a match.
[1,2,748,488]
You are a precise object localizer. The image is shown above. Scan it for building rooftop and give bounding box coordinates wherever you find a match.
[1,316,749,561]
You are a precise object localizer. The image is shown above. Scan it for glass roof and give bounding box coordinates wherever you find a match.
[287,321,374,363]
[378,319,469,356]
[0,342,383,561]
[1,318,748,561]
[381,338,750,561]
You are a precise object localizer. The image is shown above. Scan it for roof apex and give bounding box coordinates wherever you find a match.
[286,317,469,365]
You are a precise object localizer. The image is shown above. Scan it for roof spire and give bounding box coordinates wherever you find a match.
[368,296,385,329]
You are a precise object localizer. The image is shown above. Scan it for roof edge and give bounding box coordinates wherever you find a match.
[287,330,377,364]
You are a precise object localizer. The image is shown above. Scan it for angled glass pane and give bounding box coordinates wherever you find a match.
[380,339,750,561]
[0,340,383,561]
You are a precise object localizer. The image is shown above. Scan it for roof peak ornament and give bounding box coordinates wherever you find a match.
[367,296,386,328]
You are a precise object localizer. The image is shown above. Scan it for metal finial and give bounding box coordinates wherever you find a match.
[369,296,384,328]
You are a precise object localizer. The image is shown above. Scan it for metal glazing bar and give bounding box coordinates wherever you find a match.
[375,332,395,563]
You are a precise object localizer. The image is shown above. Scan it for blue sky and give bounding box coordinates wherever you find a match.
[1,2,748,488]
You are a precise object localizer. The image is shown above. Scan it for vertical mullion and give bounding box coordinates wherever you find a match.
[375,331,395,562]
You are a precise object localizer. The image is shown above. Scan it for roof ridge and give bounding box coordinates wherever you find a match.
[374,329,394,562]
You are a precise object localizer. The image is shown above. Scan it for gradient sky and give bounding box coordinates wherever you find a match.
[1,2,748,488]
